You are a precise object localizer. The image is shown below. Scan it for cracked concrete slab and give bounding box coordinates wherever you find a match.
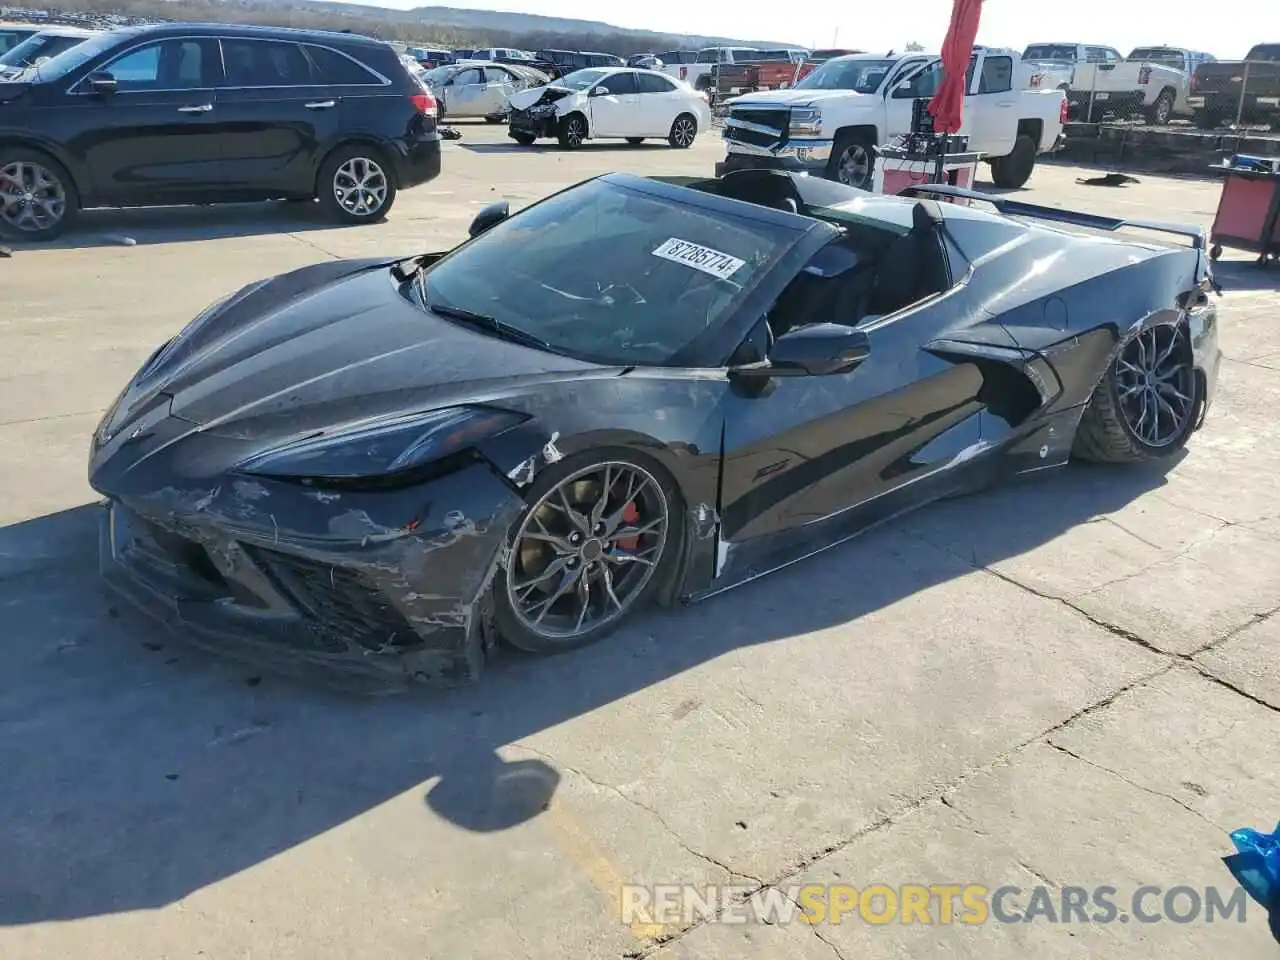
[1195,616,1280,710]
[511,527,1166,883]
[1071,525,1280,655]
[1047,667,1280,834]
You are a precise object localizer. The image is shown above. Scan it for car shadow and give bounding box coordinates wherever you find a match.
[0,201,375,251]
[0,458,1178,924]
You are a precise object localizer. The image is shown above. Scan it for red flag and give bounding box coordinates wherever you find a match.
[928,0,983,133]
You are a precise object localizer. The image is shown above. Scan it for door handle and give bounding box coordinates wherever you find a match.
[304,100,337,109]
[178,104,212,113]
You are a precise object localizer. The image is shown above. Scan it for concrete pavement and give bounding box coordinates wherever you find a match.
[2,122,1278,958]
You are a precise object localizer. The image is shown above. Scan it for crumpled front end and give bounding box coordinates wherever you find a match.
[96,456,526,689]
[508,86,574,140]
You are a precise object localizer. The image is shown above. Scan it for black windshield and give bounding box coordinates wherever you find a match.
[414,178,798,365]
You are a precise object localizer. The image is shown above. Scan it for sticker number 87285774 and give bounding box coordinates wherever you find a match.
[650,237,747,280]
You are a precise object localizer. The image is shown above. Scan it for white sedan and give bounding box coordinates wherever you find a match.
[506,67,712,149]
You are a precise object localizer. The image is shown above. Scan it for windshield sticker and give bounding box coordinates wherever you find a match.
[651,238,747,280]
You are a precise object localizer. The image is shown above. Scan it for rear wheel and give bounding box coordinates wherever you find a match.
[495,451,680,654]
[558,113,587,149]
[317,145,397,224]
[0,148,78,242]
[1073,321,1200,463]
[668,114,697,148]
[1145,88,1176,125]
[512,132,537,146]
[989,134,1037,189]
[626,136,645,145]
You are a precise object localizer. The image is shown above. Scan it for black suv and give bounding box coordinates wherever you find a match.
[0,23,441,240]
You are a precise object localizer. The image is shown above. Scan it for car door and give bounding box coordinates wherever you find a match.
[587,70,639,137]
[964,52,1017,156]
[885,58,944,138]
[67,36,226,203]
[718,245,985,554]
[443,66,487,116]
[211,37,341,196]
[483,65,517,113]
[635,71,680,134]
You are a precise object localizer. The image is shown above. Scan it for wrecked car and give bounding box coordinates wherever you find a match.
[89,169,1220,686]
[506,67,711,149]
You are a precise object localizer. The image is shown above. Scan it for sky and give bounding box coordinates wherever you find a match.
[338,0,1272,60]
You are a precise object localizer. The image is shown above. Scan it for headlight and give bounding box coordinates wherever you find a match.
[235,406,527,480]
[789,106,823,137]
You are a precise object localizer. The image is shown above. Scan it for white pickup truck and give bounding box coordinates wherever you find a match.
[1021,43,1215,123]
[717,49,1067,190]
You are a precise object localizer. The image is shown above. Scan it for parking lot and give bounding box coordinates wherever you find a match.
[3,121,1280,958]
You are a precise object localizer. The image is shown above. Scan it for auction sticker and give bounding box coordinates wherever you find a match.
[651,238,746,280]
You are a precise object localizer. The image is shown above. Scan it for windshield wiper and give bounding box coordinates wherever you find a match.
[425,299,557,353]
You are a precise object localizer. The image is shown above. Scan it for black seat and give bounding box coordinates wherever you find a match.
[866,200,951,316]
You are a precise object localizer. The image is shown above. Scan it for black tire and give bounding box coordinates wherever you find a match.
[511,132,537,146]
[667,114,697,148]
[626,137,645,145]
[1210,244,1223,261]
[557,112,587,149]
[825,130,876,189]
[990,134,1037,189]
[1073,321,1201,464]
[493,448,682,655]
[316,144,397,225]
[1144,88,1176,126]
[1192,110,1219,130]
[0,147,79,242]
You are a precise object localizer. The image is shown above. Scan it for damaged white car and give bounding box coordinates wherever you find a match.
[506,66,712,149]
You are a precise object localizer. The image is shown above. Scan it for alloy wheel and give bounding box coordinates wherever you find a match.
[837,145,871,188]
[672,116,696,146]
[505,462,668,642]
[332,157,388,218]
[1115,325,1196,447]
[1154,94,1172,125]
[565,117,585,147]
[0,160,67,234]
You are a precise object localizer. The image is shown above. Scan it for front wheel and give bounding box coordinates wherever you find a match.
[668,114,696,148]
[825,131,875,189]
[0,148,79,241]
[511,131,537,146]
[1073,322,1201,463]
[317,146,397,224]
[494,452,681,654]
[558,113,587,149]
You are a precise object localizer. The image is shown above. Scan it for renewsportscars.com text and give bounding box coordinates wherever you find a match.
[619,883,1250,927]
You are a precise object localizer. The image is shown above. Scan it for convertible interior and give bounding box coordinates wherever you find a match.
[691,170,956,364]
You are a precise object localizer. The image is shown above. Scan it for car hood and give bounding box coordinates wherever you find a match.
[110,258,614,443]
[728,88,868,108]
[507,84,577,110]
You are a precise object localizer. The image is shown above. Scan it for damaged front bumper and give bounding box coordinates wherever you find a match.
[96,460,525,688]
[508,106,560,140]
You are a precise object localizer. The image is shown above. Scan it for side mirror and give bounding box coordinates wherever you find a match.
[87,71,117,95]
[469,200,509,238]
[732,323,870,379]
[589,85,609,96]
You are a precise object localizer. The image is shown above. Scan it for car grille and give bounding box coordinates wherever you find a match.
[253,548,422,654]
[725,107,790,149]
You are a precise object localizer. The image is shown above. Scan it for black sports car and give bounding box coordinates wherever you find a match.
[89,170,1220,685]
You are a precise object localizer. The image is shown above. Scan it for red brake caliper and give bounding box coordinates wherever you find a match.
[615,502,640,551]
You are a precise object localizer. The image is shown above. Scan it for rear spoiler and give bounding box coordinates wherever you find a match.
[896,184,1207,250]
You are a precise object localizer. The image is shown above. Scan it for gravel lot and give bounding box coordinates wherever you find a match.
[3,121,1279,959]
